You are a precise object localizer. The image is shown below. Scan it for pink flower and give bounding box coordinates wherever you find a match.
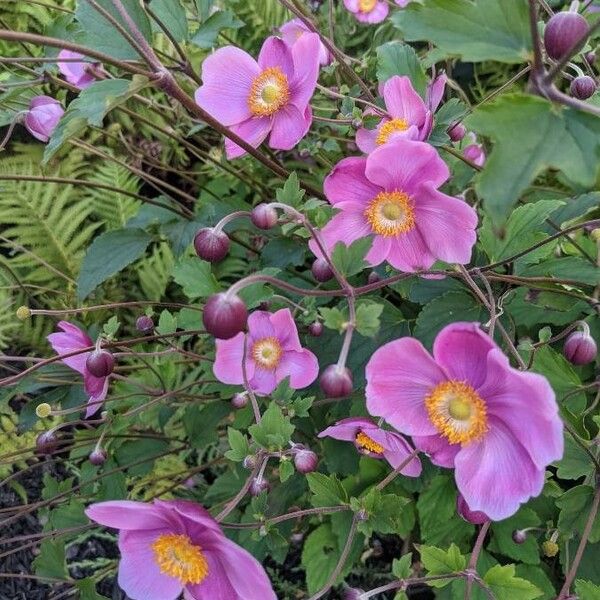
[464,143,486,167]
[85,499,276,600]
[213,308,319,395]
[57,49,99,89]
[318,417,422,476]
[23,96,64,142]
[47,321,108,417]
[365,322,564,520]
[279,19,332,66]
[195,35,321,159]
[309,140,478,272]
[343,0,389,23]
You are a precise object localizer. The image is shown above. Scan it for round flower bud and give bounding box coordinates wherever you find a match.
[564,330,597,365]
[86,349,115,378]
[570,75,597,100]
[367,271,380,285]
[512,529,528,544]
[544,11,589,61]
[293,448,318,473]
[36,431,58,456]
[343,588,365,600]
[194,227,230,262]
[448,122,467,142]
[351,117,363,130]
[251,203,278,230]
[243,455,257,470]
[356,509,369,522]
[542,540,559,557]
[320,364,353,398]
[311,258,334,283]
[298,148,311,159]
[456,494,489,525]
[249,477,270,496]
[35,403,52,419]
[231,392,248,409]
[586,51,596,65]
[136,315,154,333]
[308,322,323,337]
[16,306,31,320]
[202,293,248,340]
[89,447,107,465]
[184,476,196,489]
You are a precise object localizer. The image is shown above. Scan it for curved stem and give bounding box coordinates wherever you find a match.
[465,521,491,600]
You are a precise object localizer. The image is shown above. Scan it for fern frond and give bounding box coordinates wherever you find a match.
[138,242,175,301]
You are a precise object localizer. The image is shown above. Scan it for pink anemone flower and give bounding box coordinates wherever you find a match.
[195,34,321,159]
[57,49,100,89]
[85,499,276,600]
[365,322,564,520]
[24,96,64,142]
[318,417,422,475]
[309,139,478,272]
[279,19,332,65]
[47,321,109,417]
[343,0,389,23]
[213,308,319,395]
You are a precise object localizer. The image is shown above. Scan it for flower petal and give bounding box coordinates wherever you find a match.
[257,36,294,80]
[355,124,379,154]
[213,333,251,386]
[269,103,311,150]
[247,311,276,341]
[318,417,376,441]
[366,235,391,266]
[85,500,174,530]
[412,433,460,468]
[270,308,301,351]
[224,117,271,159]
[249,367,278,395]
[426,73,447,112]
[84,374,109,417]
[324,156,380,205]
[277,349,319,389]
[368,429,422,476]
[383,76,427,127]
[290,32,321,109]
[386,227,436,272]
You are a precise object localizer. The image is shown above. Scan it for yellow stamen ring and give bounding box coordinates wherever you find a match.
[376,118,409,146]
[358,0,378,12]
[364,191,415,237]
[152,533,209,585]
[355,431,385,455]
[248,67,290,117]
[425,380,488,445]
[251,336,283,370]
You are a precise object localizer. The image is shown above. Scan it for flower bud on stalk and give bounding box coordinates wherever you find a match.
[231,392,248,409]
[293,447,318,473]
[570,75,597,100]
[89,447,107,465]
[512,529,528,544]
[16,306,31,320]
[250,204,278,230]
[36,431,59,456]
[564,327,597,365]
[311,258,334,282]
[320,365,353,397]
[243,455,257,470]
[308,322,323,337]
[135,315,154,333]
[448,122,466,142]
[249,477,270,496]
[86,349,115,378]
[35,403,52,419]
[367,271,381,285]
[586,50,596,65]
[194,227,230,262]
[544,11,589,61]
[542,539,559,557]
[343,588,365,600]
[202,293,248,339]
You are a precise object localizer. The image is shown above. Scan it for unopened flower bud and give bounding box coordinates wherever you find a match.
[251,203,278,230]
[586,50,597,64]
[542,540,559,557]
[89,447,107,465]
[564,330,597,365]
[351,117,363,130]
[570,75,597,100]
[35,403,52,419]
[231,392,248,409]
[448,122,466,142]
[16,306,31,320]
[320,365,353,397]
[293,448,318,473]
[456,494,489,525]
[202,293,248,339]
[136,315,154,333]
[311,258,334,283]
[36,431,58,455]
[249,477,270,496]
[24,96,64,142]
[367,271,380,284]
[356,509,369,522]
[308,322,323,337]
[512,529,528,544]
[343,588,365,600]
[86,349,115,378]
[243,455,257,470]
[544,11,589,61]
[298,148,311,158]
[194,227,230,262]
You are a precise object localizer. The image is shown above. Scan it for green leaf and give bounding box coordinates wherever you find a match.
[393,552,413,579]
[355,301,384,338]
[279,457,294,482]
[557,485,600,543]
[225,427,250,462]
[483,564,542,600]
[419,543,466,586]
[319,306,347,333]
[149,0,188,41]
[248,403,294,450]
[392,0,531,64]
[191,10,244,48]
[557,436,596,480]
[172,257,220,299]
[353,488,412,536]
[77,228,153,299]
[467,94,600,222]
[331,237,373,277]
[184,402,232,448]
[114,437,169,476]
[44,77,148,162]
[575,580,600,600]
[76,578,109,600]
[306,472,349,507]
[376,41,428,95]
[489,508,541,565]
[261,238,305,269]
[275,172,305,207]
[301,523,340,594]
[33,538,67,579]
[522,256,600,285]
[156,309,177,335]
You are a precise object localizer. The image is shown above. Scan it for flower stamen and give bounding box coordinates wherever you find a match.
[364,191,415,237]
[252,336,283,370]
[248,67,290,117]
[152,533,209,585]
[355,431,385,454]
[358,0,378,12]
[376,118,409,145]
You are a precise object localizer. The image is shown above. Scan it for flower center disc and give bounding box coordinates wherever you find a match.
[152,533,209,585]
[364,191,415,237]
[425,380,488,445]
[252,336,283,370]
[355,431,385,454]
[248,67,290,117]
[376,118,409,145]
[358,0,378,12]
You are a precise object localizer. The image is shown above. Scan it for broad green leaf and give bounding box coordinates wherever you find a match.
[279,457,294,482]
[557,485,600,543]
[225,427,250,462]
[184,402,232,448]
[355,301,384,338]
[248,403,294,450]
[191,10,244,48]
[76,578,109,600]
[275,172,305,207]
[576,580,600,600]
[331,237,373,277]
[556,436,596,480]
[156,309,177,335]
[114,437,169,476]
[418,543,466,586]
[149,0,188,41]
[515,566,556,600]
[261,238,305,269]
[172,257,220,299]
[376,41,428,95]
[319,306,347,332]
[489,508,541,565]
[521,256,600,285]
[33,538,67,579]
[483,564,542,600]
[301,523,340,594]
[393,552,413,579]
[77,228,153,299]
[352,488,412,536]
[306,472,349,507]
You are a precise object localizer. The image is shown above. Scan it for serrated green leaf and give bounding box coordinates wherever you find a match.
[301,523,339,594]
[393,552,413,579]
[225,427,250,462]
[190,10,244,48]
[419,543,466,586]
[149,0,188,41]
[355,301,384,338]
[557,436,596,480]
[575,579,600,600]
[33,538,67,579]
[557,485,600,543]
[376,42,428,95]
[483,564,542,600]
[248,403,294,450]
[275,172,305,207]
[172,257,220,299]
[331,237,373,277]
[306,472,349,507]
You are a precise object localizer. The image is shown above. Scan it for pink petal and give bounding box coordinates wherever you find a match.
[213,333,250,386]
[383,76,427,127]
[247,311,276,341]
[366,235,391,266]
[386,227,436,272]
[290,32,321,109]
[249,367,278,395]
[318,417,376,441]
[84,374,109,417]
[355,124,380,153]
[270,309,302,351]
[85,500,174,530]
[57,49,96,89]
[156,499,222,533]
[269,103,311,150]
[344,0,360,10]
[412,433,459,468]
[426,73,447,112]
[324,156,381,205]
[413,183,478,265]
[184,553,237,599]
[454,418,546,521]
[368,429,422,476]
[277,349,319,389]
[47,321,92,374]
[224,117,271,159]
[366,337,446,436]
[258,36,293,80]
[196,47,259,126]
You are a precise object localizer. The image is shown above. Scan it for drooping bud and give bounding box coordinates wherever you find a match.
[251,203,278,230]
[564,330,597,365]
[512,529,528,544]
[243,455,258,470]
[36,431,58,455]
[570,75,597,100]
[343,587,366,600]
[456,494,489,525]
[542,539,559,557]
[194,227,230,262]
[202,293,248,339]
[293,447,318,473]
[544,11,589,61]
[311,258,334,283]
[448,122,466,142]
[136,315,154,333]
[367,271,380,285]
[35,403,52,419]
[89,447,107,465]
[86,349,115,378]
[308,322,323,337]
[351,117,363,130]
[24,96,64,142]
[16,306,31,320]
[231,392,249,409]
[320,364,353,398]
[249,477,270,496]
[586,50,597,64]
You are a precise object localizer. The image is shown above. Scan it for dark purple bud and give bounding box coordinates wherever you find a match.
[89,447,107,465]
[320,364,353,398]
[367,271,380,284]
[86,350,115,378]
[251,203,278,230]
[351,117,363,130]
[231,392,248,409]
[36,431,59,455]
[249,477,270,496]
[564,330,597,365]
[343,588,365,600]
[457,494,489,525]
[311,258,334,283]
[586,51,596,64]
[544,11,589,61]
[512,529,528,544]
[293,448,318,473]
[194,227,230,262]
[202,293,248,340]
[136,315,154,333]
[570,75,597,100]
[308,322,323,337]
[243,455,257,470]
[448,122,467,142]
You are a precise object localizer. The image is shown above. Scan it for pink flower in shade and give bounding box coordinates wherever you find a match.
[279,19,332,66]
[343,0,389,23]
[194,35,321,159]
[318,417,422,475]
[365,322,564,520]
[464,143,486,167]
[85,499,276,600]
[309,140,478,273]
[213,308,319,395]
[47,321,108,417]
[23,96,64,142]
[57,49,99,89]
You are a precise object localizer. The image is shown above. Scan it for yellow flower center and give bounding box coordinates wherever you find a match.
[376,118,409,145]
[248,67,290,117]
[151,533,209,585]
[364,191,415,237]
[355,431,385,454]
[425,381,488,445]
[359,0,378,12]
[252,336,283,370]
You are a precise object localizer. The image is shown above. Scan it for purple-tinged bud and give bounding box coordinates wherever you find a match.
[249,477,270,496]
[243,455,257,470]
[356,509,369,522]
[86,350,115,378]
[343,588,365,600]
[231,392,248,409]
[298,148,311,158]
[351,117,363,130]
[251,203,279,230]
[293,448,318,473]
[320,365,353,398]
[564,330,597,365]
[512,529,528,544]
[136,315,154,333]
[448,122,466,142]
[184,476,197,489]
[570,75,597,100]
[457,494,489,525]
[586,50,596,64]
[36,431,59,456]
[544,11,589,61]
[367,271,380,285]
[24,96,64,142]
[202,293,248,339]
[464,143,486,167]
[311,258,334,283]
[308,322,323,337]
[194,227,230,262]
[89,447,107,465]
